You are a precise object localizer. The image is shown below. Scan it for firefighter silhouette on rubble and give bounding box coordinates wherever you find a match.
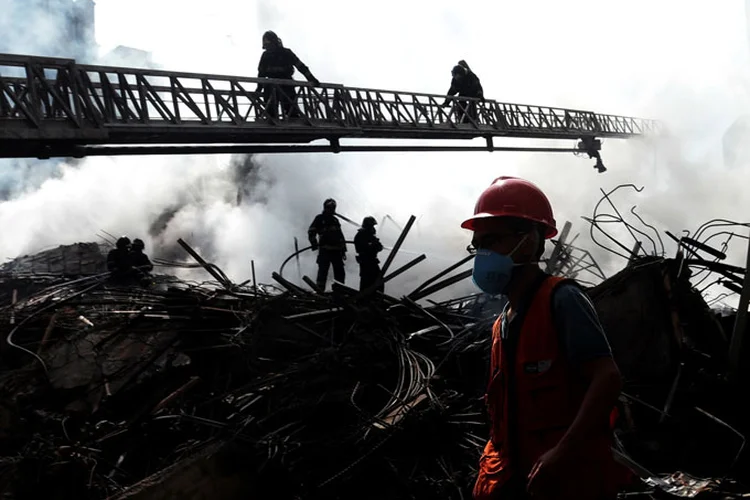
[354,216,384,293]
[130,238,154,285]
[442,60,484,124]
[107,236,154,286]
[256,30,320,120]
[308,198,347,291]
[107,236,133,284]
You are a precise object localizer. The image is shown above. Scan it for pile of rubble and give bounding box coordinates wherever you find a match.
[0,238,499,500]
[0,206,748,499]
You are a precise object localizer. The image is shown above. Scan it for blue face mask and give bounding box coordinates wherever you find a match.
[471,236,528,296]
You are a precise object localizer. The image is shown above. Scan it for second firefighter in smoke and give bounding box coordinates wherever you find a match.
[307,198,347,291]
[354,216,384,292]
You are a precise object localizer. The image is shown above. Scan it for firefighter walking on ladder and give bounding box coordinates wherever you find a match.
[256,31,320,120]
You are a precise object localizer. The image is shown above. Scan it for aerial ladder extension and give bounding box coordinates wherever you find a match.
[0,53,660,172]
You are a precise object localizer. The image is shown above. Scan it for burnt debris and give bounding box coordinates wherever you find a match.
[0,201,748,499]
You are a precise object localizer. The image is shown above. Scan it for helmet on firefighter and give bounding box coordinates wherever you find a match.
[132,238,145,250]
[323,198,337,210]
[362,216,377,228]
[116,236,131,249]
[262,30,282,48]
[460,176,557,238]
[452,64,467,78]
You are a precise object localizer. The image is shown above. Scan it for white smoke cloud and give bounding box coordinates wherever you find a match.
[0,0,95,200]
[2,0,750,304]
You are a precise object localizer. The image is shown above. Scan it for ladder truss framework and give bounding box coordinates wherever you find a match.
[0,53,661,158]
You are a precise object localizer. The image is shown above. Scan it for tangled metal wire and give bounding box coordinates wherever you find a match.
[677,219,750,297]
[0,229,489,500]
[580,184,750,307]
[582,184,665,262]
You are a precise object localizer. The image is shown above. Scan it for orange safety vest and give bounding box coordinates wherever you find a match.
[473,275,625,500]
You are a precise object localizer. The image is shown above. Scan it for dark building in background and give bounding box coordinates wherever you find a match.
[0,0,154,202]
[66,0,96,55]
[1,0,158,67]
[723,115,750,169]
[101,45,157,69]
[723,0,750,169]
[0,0,97,200]
[0,0,97,62]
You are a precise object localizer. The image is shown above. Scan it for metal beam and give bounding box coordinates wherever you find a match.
[0,143,588,159]
[0,53,661,158]
[545,221,573,275]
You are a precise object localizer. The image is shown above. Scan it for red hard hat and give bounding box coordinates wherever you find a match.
[461,176,558,238]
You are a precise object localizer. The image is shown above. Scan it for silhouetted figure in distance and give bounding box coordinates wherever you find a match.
[130,238,153,285]
[354,216,384,293]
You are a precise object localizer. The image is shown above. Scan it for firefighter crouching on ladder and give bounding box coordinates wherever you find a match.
[354,216,384,292]
[442,60,483,124]
[256,30,320,120]
[464,176,631,500]
[308,198,347,291]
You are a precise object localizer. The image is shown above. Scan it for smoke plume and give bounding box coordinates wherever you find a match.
[2,0,750,304]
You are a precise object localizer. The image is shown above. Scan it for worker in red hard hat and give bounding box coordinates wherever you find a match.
[463,176,628,500]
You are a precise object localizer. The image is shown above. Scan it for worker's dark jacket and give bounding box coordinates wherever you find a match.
[354,228,383,265]
[131,251,153,274]
[107,248,132,277]
[446,72,483,99]
[308,213,346,252]
[257,47,315,85]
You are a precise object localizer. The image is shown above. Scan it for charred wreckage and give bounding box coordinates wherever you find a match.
[0,185,748,500]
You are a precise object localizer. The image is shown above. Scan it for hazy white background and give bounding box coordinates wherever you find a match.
[1,0,750,302]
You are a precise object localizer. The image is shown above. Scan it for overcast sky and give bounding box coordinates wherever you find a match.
[1,0,750,302]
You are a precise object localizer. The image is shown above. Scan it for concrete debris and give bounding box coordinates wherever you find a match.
[0,242,107,277]
[0,217,748,499]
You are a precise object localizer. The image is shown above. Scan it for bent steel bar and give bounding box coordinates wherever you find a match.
[0,53,660,158]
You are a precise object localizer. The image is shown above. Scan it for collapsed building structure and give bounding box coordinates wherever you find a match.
[0,186,748,500]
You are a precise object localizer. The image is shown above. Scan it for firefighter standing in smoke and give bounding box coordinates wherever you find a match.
[256,30,320,120]
[442,60,484,123]
[464,177,629,500]
[354,216,384,292]
[308,199,347,291]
